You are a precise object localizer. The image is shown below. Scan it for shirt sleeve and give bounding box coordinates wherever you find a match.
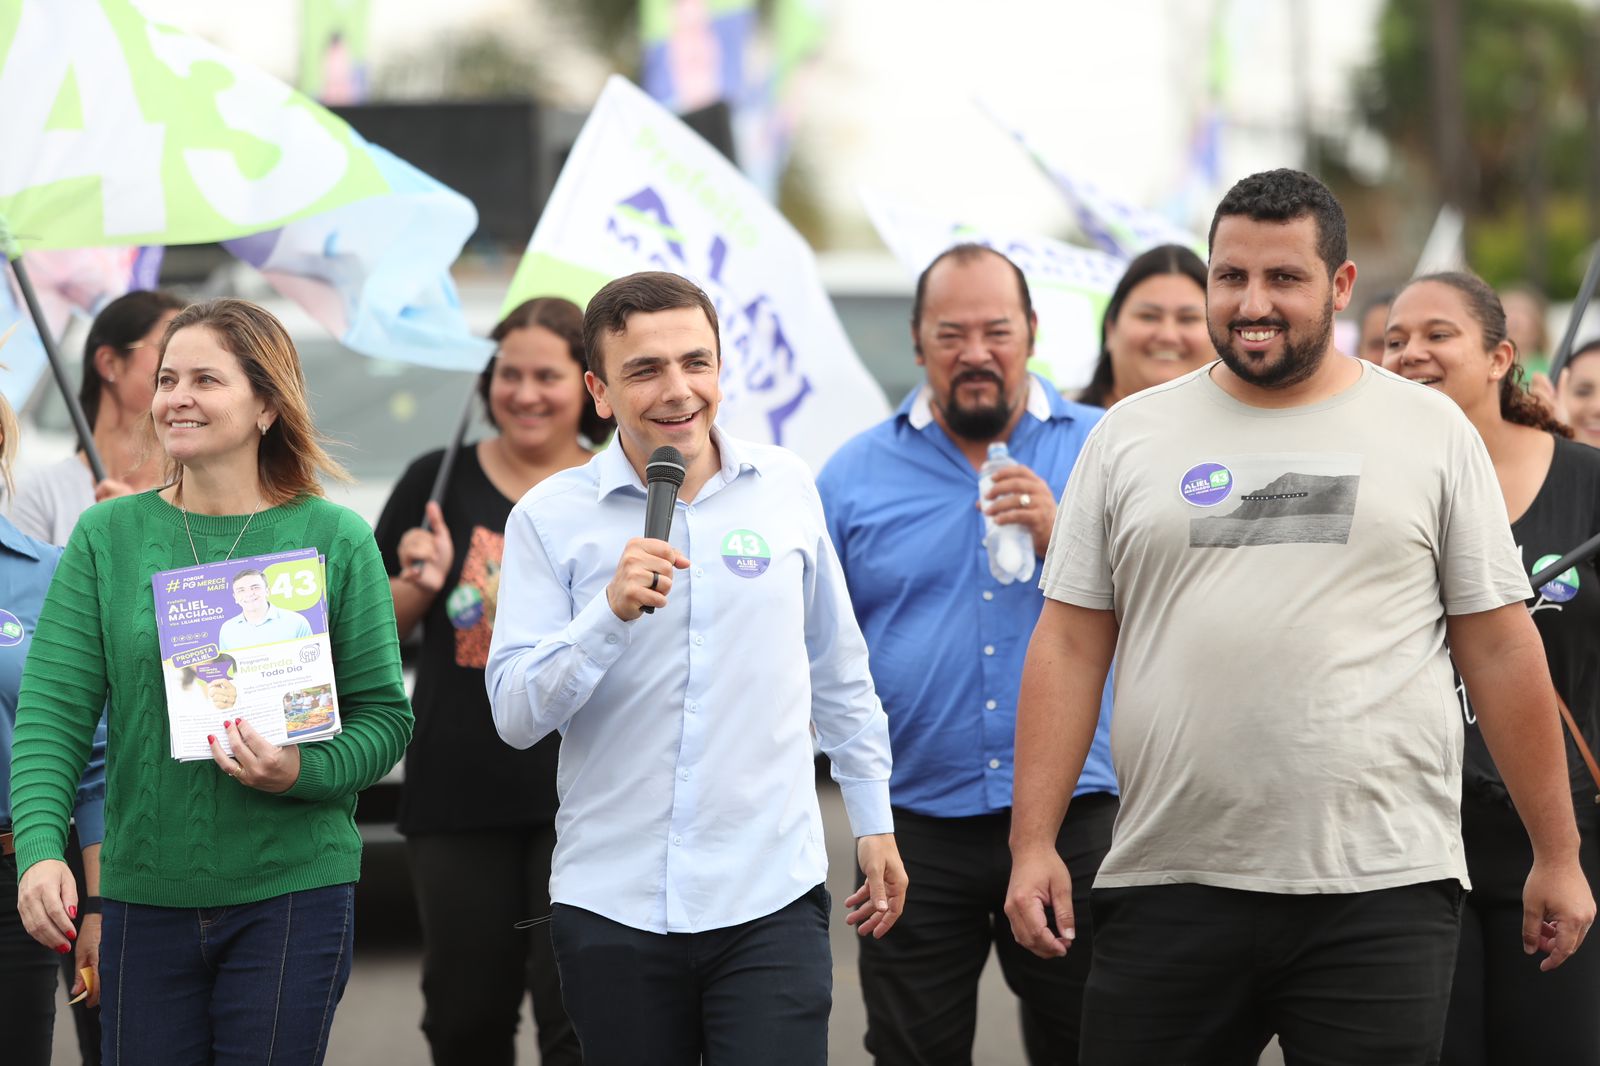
[1039,424,1116,610]
[485,496,634,749]
[799,476,893,838]
[285,515,414,802]
[70,711,108,848]
[1437,418,1532,615]
[11,522,107,875]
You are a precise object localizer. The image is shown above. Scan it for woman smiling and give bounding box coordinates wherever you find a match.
[9,298,412,1065]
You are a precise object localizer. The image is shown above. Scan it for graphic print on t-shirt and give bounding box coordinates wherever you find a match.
[447,526,504,668]
[1188,452,1363,549]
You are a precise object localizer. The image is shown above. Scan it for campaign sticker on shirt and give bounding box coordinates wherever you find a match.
[1533,553,1580,602]
[446,583,485,630]
[721,529,771,578]
[0,609,24,647]
[1179,462,1233,507]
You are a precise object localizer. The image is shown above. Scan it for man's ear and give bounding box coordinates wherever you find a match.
[585,370,613,421]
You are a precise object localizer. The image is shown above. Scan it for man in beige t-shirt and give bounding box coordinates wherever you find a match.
[1004,169,1595,1066]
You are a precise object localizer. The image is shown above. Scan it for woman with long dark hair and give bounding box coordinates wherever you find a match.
[373,296,609,1066]
[10,290,184,545]
[1385,271,1600,1065]
[1076,243,1210,409]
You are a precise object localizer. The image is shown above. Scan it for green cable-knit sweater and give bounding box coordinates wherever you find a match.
[8,490,413,907]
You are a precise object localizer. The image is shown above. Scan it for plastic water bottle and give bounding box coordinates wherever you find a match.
[979,442,1036,585]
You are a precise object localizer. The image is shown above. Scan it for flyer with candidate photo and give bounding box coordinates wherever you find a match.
[152,547,342,761]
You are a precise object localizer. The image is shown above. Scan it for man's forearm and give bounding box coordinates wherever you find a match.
[1011,601,1117,854]
[1453,607,1580,861]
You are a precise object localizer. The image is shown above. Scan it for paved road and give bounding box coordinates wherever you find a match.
[52,780,1284,1064]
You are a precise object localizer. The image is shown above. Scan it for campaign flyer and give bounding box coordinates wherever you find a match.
[151,547,341,761]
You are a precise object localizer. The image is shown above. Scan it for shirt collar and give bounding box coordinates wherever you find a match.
[595,426,762,501]
[0,514,42,562]
[903,374,1063,431]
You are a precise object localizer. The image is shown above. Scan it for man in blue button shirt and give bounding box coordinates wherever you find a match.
[487,271,907,1066]
[817,245,1117,1065]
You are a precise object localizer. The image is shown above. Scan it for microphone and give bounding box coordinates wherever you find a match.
[640,445,686,615]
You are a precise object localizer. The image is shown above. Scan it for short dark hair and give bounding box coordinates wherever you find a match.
[1207,169,1348,277]
[1359,288,1398,322]
[231,568,267,590]
[1079,243,1207,408]
[479,297,613,445]
[80,290,185,426]
[582,272,720,383]
[1401,271,1572,438]
[911,244,1034,338]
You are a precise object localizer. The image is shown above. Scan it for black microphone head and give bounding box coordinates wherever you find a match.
[646,446,687,487]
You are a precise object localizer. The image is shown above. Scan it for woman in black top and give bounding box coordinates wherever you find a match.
[374,297,609,1066]
[1385,271,1600,1066]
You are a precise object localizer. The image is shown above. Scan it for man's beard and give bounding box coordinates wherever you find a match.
[1209,298,1334,390]
[938,369,1014,440]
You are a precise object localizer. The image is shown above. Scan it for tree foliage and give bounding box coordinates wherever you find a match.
[1359,0,1597,293]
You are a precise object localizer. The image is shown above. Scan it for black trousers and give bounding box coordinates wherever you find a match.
[1442,794,1600,1066]
[59,825,100,1066]
[549,884,832,1066]
[406,826,580,1066]
[857,793,1118,1066]
[1,849,60,1066]
[1082,879,1463,1066]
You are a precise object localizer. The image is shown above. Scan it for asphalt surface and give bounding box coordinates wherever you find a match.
[51,780,1284,1065]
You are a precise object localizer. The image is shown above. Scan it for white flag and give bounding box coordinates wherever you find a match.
[503,76,887,469]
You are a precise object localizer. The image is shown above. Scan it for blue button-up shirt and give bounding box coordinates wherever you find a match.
[1,515,106,843]
[487,429,893,934]
[817,376,1117,817]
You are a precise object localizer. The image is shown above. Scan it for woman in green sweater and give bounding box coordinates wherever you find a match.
[9,298,413,1065]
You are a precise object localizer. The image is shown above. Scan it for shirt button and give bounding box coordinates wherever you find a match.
[989,758,1001,770]
[695,567,705,577]
[606,634,619,644]
[982,590,994,601]
[686,701,697,713]
[680,768,690,780]
[673,835,683,846]
[686,506,696,516]
[984,645,995,656]
[986,699,997,710]
[694,634,706,646]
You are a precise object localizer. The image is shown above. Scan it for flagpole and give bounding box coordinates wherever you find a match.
[1549,241,1600,380]
[4,253,108,482]
[408,379,477,573]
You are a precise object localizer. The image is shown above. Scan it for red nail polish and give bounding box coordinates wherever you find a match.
[222,721,231,732]
[207,735,215,745]
[235,718,242,727]
[66,926,76,940]
[56,944,70,954]
[68,906,77,919]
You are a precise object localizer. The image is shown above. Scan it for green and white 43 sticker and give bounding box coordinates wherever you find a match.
[721,529,770,578]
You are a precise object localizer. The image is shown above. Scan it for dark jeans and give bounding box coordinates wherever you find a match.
[858,794,1118,1066]
[549,883,832,1066]
[1082,880,1464,1066]
[100,883,355,1066]
[1,850,60,1066]
[1442,794,1600,1065]
[406,827,579,1066]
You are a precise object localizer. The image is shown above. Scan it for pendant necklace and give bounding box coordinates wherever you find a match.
[176,478,262,566]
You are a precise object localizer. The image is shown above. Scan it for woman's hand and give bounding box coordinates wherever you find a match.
[209,717,301,794]
[72,913,101,1007]
[1530,369,1572,424]
[16,858,78,953]
[397,501,455,593]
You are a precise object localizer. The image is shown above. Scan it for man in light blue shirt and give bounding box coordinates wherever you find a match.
[486,271,906,1066]
[817,245,1117,1065]
[216,569,312,652]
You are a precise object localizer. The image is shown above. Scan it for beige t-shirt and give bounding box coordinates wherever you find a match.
[1041,360,1530,894]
